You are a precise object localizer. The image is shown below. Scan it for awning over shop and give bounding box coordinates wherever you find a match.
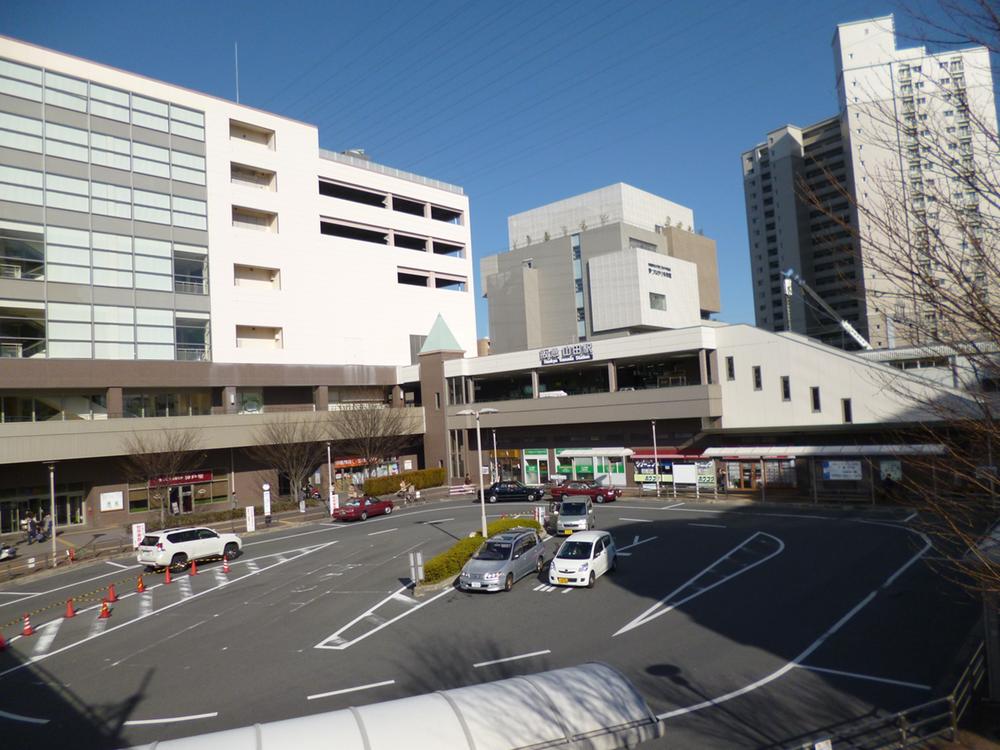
[555,448,634,458]
[702,445,946,459]
[630,449,703,460]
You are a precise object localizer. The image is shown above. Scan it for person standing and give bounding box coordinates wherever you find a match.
[42,512,52,541]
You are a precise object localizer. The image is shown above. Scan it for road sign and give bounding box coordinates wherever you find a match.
[245,506,256,532]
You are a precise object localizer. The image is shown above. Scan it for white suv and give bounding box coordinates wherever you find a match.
[137,527,242,569]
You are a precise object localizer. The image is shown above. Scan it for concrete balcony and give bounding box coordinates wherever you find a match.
[447,384,722,430]
[0,407,425,466]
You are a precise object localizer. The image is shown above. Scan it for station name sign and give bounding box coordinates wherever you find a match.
[648,262,672,279]
[539,342,594,366]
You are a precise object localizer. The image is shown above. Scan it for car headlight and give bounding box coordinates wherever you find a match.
[578,563,589,572]
[483,571,501,581]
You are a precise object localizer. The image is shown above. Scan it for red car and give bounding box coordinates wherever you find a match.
[549,481,620,504]
[332,496,394,522]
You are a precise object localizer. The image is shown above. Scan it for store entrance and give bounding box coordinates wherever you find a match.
[727,462,760,490]
[168,484,195,515]
[0,493,85,534]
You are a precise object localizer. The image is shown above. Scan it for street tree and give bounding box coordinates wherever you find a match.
[330,401,420,485]
[246,416,328,506]
[121,429,205,528]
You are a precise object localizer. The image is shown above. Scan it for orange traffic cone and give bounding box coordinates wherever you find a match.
[64,598,76,618]
[98,599,110,619]
[164,566,172,584]
[189,560,198,576]
[136,575,145,593]
[222,557,230,574]
[0,631,6,651]
[107,583,118,603]
[21,613,33,637]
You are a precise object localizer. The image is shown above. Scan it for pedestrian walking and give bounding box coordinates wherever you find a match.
[26,513,38,544]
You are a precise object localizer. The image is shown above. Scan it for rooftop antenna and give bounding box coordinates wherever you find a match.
[234,42,240,104]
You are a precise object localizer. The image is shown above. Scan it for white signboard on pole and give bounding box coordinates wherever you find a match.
[330,493,339,514]
[245,506,256,532]
[131,523,146,548]
[262,483,271,517]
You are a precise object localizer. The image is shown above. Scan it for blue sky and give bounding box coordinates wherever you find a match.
[4,0,907,337]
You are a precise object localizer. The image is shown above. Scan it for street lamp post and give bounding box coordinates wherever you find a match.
[46,462,56,567]
[456,408,498,539]
[326,441,334,513]
[651,420,660,499]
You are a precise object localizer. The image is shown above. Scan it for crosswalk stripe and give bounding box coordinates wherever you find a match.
[33,619,61,655]
[88,617,108,638]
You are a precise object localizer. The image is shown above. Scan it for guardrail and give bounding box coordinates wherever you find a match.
[787,640,986,749]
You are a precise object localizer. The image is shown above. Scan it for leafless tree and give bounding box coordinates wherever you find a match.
[245,416,328,506]
[799,1,1000,595]
[330,401,420,482]
[121,429,205,528]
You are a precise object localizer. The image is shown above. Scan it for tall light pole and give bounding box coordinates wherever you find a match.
[491,428,499,482]
[456,407,498,538]
[651,420,660,498]
[46,462,56,566]
[326,441,334,510]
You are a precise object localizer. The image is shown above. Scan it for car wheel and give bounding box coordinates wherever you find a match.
[504,573,514,592]
[595,494,605,503]
[535,556,544,573]
[144,565,156,573]
[587,571,596,589]
[170,553,187,570]
[224,543,239,561]
[384,506,392,515]
[488,494,498,503]
[360,511,368,521]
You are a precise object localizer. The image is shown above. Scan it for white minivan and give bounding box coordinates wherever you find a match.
[548,530,616,588]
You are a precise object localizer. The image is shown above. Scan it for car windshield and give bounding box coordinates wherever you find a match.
[561,502,587,516]
[344,500,361,507]
[557,541,593,560]
[474,541,512,561]
[139,535,159,546]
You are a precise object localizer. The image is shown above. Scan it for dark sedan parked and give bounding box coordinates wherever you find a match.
[483,481,543,503]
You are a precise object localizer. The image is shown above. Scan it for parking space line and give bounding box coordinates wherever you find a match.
[0,708,49,724]
[315,587,453,650]
[473,649,551,669]
[124,712,218,726]
[367,528,397,536]
[662,503,686,509]
[560,588,572,594]
[307,679,396,701]
[902,512,917,523]
[797,665,930,690]
[391,592,418,606]
[617,536,657,552]
[618,517,652,523]
[0,592,40,596]
[243,526,341,547]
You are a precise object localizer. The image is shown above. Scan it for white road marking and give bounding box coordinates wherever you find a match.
[367,528,397,537]
[632,535,639,545]
[422,518,455,524]
[138,593,153,618]
[124,712,218,726]
[883,538,930,588]
[657,542,931,720]
[0,564,141,609]
[797,665,931,690]
[307,679,396,701]
[473,650,551,669]
[177,577,192,599]
[616,533,784,636]
[617,536,657,552]
[689,523,727,529]
[32,619,61,655]
[617,552,632,557]
[901,512,917,523]
[0,708,49,724]
[243,526,342,546]
[245,560,259,573]
[619,517,653,523]
[105,561,130,570]
[561,587,573,594]
[0,591,41,596]
[88,617,108,638]
[391,592,418,606]
[315,586,453,650]
[0,542,337,680]
[662,502,686,509]
[214,568,228,585]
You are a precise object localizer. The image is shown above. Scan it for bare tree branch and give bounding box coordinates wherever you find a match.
[120,429,205,528]
[330,402,421,480]
[245,416,328,506]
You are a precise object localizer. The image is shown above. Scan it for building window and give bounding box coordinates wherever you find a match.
[811,386,821,412]
[649,292,666,311]
[752,366,762,391]
[842,398,852,423]
[780,376,790,401]
[435,392,441,410]
[725,356,735,381]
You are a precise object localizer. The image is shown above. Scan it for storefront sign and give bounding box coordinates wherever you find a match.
[633,474,674,483]
[539,342,593,366]
[100,490,124,512]
[131,522,146,549]
[822,460,862,481]
[149,471,213,488]
[696,461,717,486]
[647,262,673,279]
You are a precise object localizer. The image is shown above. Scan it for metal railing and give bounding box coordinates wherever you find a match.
[787,640,986,749]
[175,345,209,361]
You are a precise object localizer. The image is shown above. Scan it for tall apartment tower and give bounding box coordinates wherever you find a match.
[742,14,998,350]
[480,183,720,355]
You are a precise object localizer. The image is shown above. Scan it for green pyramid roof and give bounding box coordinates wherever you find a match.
[419,314,464,355]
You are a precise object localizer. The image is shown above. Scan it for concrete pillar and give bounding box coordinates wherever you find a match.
[698,350,709,386]
[223,386,238,414]
[391,385,403,409]
[106,387,123,418]
[313,385,329,412]
[531,370,540,398]
[607,362,617,392]
[466,378,475,404]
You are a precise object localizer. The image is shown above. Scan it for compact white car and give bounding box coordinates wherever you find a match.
[137,527,242,569]
[548,530,616,588]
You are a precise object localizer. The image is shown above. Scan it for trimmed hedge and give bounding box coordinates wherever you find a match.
[422,516,543,584]
[364,467,446,497]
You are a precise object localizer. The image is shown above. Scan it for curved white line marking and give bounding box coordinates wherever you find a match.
[124,711,218,726]
[0,708,49,724]
[657,538,931,720]
[473,649,551,669]
[307,680,395,701]
[798,665,930,691]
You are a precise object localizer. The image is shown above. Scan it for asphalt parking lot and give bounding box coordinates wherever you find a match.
[0,497,980,749]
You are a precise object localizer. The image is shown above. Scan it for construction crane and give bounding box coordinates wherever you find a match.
[782,268,874,351]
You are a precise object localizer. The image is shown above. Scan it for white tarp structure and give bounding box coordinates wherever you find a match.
[127,663,663,750]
